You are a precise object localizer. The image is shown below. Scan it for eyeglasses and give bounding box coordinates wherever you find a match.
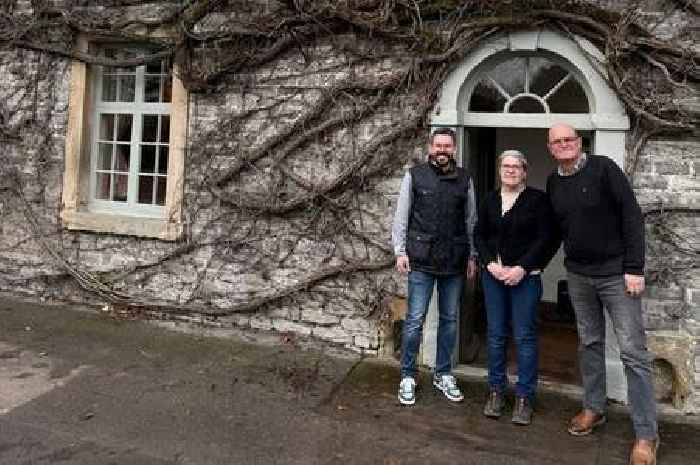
[549,136,579,146]
[500,164,523,171]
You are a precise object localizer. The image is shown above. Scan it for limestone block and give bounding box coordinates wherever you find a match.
[645,285,684,301]
[267,307,301,321]
[300,308,340,326]
[218,313,251,328]
[203,280,238,295]
[655,161,691,176]
[341,317,372,333]
[272,319,312,336]
[647,331,695,411]
[633,174,669,190]
[643,298,686,325]
[354,334,379,350]
[311,326,353,345]
[669,177,700,191]
[684,320,700,337]
[249,316,273,331]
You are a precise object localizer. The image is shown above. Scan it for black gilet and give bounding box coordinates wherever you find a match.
[406,162,472,275]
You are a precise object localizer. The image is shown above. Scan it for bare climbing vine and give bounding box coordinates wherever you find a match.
[0,0,697,323]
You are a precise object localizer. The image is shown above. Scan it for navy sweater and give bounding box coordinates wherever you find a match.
[546,155,644,277]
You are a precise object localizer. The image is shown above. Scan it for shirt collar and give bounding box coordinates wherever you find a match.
[558,152,588,176]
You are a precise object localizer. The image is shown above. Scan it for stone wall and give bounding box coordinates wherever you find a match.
[0,5,419,355]
[0,0,698,411]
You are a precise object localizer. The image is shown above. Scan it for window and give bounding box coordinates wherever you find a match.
[62,38,187,240]
[90,47,173,216]
[469,54,589,113]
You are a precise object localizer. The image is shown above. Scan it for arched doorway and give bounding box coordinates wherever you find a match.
[423,29,630,402]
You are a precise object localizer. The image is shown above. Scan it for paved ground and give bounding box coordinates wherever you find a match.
[0,298,698,465]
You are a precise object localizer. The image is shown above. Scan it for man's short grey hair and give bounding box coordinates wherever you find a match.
[498,149,528,172]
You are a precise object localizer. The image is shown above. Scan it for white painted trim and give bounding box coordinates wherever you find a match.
[432,30,630,131]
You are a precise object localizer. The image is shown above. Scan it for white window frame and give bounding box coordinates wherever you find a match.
[89,56,171,217]
[61,36,187,240]
[463,51,593,127]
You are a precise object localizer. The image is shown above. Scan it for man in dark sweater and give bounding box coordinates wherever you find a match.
[546,123,658,465]
[392,128,477,406]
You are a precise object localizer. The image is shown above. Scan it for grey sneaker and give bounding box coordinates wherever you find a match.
[398,377,417,405]
[483,389,505,419]
[432,374,464,402]
[512,396,533,425]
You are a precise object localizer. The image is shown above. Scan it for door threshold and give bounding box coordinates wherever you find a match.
[453,364,584,399]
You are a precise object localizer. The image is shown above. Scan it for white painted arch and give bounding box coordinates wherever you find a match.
[421,29,630,403]
[432,29,629,131]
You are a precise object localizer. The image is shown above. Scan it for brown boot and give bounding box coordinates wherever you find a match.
[629,438,659,465]
[567,409,606,436]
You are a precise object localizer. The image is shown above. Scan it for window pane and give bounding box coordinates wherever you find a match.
[529,58,568,97]
[156,177,167,205]
[547,78,589,113]
[469,81,507,112]
[508,97,546,113]
[112,174,128,202]
[162,75,172,103]
[117,66,136,74]
[140,145,156,173]
[115,144,130,172]
[160,115,170,143]
[158,146,169,174]
[98,143,113,170]
[102,75,117,102]
[145,76,161,102]
[146,60,162,74]
[95,173,111,200]
[142,115,158,142]
[489,58,525,96]
[138,175,154,204]
[116,114,133,142]
[99,114,115,141]
[118,75,135,102]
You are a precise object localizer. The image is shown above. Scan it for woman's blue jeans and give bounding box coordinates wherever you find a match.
[400,271,463,378]
[482,271,542,401]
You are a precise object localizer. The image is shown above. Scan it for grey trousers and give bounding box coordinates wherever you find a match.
[567,271,658,440]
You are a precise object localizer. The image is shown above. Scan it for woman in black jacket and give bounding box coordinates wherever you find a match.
[474,149,554,426]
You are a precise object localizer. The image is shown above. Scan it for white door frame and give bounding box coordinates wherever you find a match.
[423,29,630,402]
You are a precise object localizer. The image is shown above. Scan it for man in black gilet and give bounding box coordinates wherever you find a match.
[546,123,658,465]
[392,128,477,405]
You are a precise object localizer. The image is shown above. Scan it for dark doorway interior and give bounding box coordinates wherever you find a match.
[458,127,590,386]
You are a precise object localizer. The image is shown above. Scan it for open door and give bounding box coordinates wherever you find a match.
[459,127,595,386]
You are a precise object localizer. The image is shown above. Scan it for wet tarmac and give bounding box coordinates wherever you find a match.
[0,298,697,465]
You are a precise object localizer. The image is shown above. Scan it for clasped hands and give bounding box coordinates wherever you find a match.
[487,262,526,286]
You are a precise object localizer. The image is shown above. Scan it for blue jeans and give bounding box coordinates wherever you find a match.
[400,271,463,378]
[567,271,657,440]
[482,271,542,401]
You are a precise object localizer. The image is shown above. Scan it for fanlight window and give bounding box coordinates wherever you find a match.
[469,56,589,113]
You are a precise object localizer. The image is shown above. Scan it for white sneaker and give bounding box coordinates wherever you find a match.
[398,377,416,405]
[432,374,464,402]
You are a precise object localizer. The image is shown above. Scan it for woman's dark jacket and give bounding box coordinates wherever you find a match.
[474,186,555,273]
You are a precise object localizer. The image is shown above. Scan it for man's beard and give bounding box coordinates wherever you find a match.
[429,152,454,168]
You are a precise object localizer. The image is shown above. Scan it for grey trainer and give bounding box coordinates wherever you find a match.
[432,374,464,402]
[483,389,505,418]
[512,396,533,425]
